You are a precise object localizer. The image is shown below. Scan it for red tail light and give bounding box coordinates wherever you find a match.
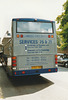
[55,58,57,60]
[55,68,57,71]
[12,60,16,63]
[55,61,57,64]
[12,64,16,67]
[15,72,16,75]
[48,69,51,72]
[55,55,57,64]
[12,56,17,67]
[48,35,50,38]
[20,34,23,38]
[22,71,25,74]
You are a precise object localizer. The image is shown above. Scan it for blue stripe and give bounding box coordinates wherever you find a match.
[13,68,58,76]
[12,18,55,23]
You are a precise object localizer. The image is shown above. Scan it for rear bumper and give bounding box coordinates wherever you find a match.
[13,67,58,76]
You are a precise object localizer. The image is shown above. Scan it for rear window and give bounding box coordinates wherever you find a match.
[16,21,53,33]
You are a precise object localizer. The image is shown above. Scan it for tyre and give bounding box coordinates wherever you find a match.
[64,62,68,68]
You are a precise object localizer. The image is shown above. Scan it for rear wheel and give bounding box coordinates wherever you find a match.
[64,62,68,68]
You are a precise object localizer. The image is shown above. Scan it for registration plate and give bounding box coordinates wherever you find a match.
[31,66,42,69]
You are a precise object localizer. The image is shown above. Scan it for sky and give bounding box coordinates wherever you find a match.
[0,0,67,39]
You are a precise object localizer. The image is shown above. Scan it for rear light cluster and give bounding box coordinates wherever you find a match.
[14,71,25,75]
[55,55,57,64]
[48,68,57,72]
[12,56,17,68]
[48,35,54,38]
[17,34,53,38]
[17,34,23,38]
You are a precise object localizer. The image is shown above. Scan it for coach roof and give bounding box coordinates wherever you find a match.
[12,18,55,23]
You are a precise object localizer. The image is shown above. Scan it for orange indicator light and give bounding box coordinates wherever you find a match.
[12,57,16,59]
[17,34,19,38]
[51,35,54,38]
[55,55,57,58]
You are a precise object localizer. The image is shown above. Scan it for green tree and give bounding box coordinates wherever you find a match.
[57,35,61,46]
[56,0,68,50]
[56,31,61,46]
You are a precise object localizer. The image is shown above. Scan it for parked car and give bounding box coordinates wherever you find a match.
[57,53,68,68]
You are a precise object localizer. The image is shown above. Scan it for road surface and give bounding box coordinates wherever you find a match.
[0,65,68,100]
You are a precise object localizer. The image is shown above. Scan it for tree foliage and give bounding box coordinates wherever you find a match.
[56,0,68,50]
[56,31,62,47]
[57,35,61,46]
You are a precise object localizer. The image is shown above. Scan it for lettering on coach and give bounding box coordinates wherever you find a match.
[19,40,52,44]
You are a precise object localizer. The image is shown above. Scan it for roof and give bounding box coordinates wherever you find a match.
[12,18,55,23]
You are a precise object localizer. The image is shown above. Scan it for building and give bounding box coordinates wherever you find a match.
[2,31,11,56]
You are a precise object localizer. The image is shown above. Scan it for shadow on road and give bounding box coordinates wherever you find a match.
[0,67,54,98]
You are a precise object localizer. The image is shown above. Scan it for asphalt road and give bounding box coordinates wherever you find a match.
[0,65,68,100]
